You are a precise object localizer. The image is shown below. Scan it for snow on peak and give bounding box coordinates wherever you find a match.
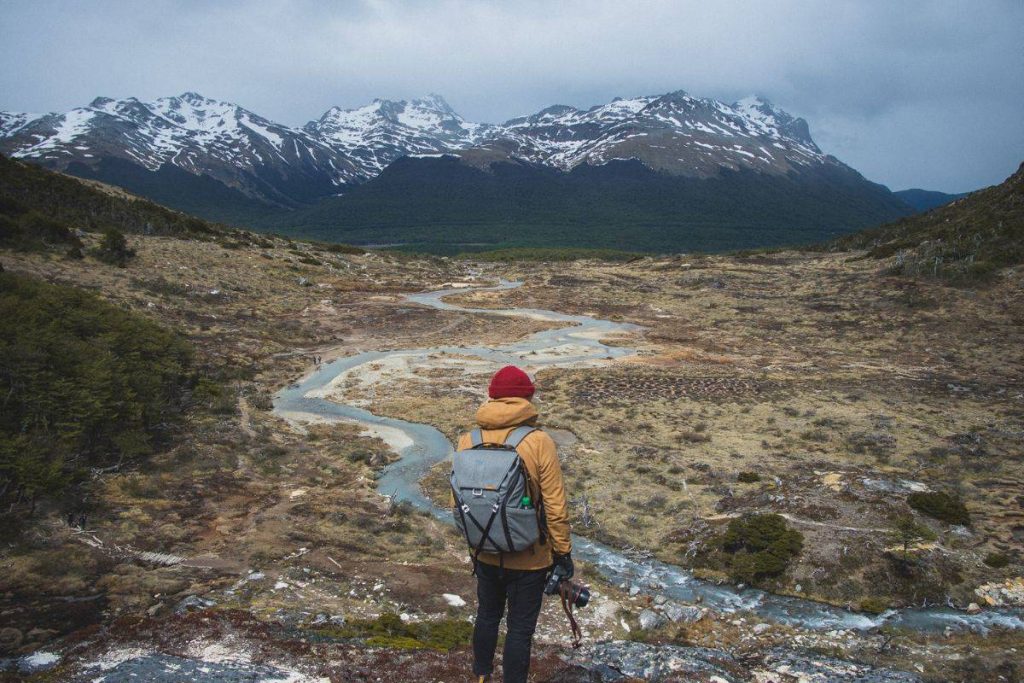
[410,93,455,115]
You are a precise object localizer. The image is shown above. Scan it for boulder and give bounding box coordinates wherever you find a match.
[662,603,706,624]
[638,609,666,631]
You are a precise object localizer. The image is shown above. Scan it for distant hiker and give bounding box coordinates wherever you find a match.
[451,365,573,683]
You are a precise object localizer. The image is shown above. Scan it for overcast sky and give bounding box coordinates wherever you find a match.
[1,0,1021,192]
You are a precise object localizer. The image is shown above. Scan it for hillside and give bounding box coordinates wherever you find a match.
[0,153,226,240]
[894,188,968,212]
[832,162,1023,281]
[262,156,909,254]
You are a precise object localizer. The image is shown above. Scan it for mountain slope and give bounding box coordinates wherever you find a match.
[831,162,1023,280]
[0,152,226,239]
[267,155,908,253]
[893,188,969,213]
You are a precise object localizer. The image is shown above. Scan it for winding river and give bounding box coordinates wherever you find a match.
[274,281,1024,635]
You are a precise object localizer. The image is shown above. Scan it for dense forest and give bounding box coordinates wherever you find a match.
[0,270,194,515]
[256,157,911,254]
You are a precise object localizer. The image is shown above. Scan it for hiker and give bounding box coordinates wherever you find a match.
[452,365,573,683]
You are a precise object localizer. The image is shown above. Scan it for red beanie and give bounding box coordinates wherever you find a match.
[488,365,535,399]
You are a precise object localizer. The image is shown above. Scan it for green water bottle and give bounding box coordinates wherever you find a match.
[521,495,532,508]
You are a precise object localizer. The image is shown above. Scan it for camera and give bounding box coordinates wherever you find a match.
[544,563,590,608]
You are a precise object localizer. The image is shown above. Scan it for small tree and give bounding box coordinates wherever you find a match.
[94,228,135,267]
[890,514,936,562]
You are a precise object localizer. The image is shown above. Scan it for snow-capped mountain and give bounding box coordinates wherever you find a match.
[460,91,825,177]
[0,93,360,206]
[1,89,863,213]
[303,94,490,177]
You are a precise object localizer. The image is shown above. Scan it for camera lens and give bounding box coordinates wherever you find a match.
[574,585,590,608]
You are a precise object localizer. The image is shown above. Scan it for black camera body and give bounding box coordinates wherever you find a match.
[544,563,590,608]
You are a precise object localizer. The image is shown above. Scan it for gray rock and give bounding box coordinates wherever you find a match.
[638,609,666,631]
[662,603,706,624]
[628,584,640,597]
[566,641,742,682]
[653,595,667,606]
[564,642,922,683]
[752,622,771,635]
[761,647,922,682]
[175,595,216,614]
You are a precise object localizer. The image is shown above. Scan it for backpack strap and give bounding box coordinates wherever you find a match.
[503,425,536,449]
[470,429,484,447]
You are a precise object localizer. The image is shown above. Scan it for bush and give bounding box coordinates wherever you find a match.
[737,471,761,483]
[0,209,82,251]
[319,242,366,255]
[858,596,890,614]
[93,228,136,266]
[316,613,472,650]
[907,491,970,526]
[0,272,192,510]
[983,552,1010,568]
[717,513,803,584]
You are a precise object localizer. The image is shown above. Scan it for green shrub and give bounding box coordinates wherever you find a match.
[0,271,192,510]
[983,552,1010,568]
[717,513,803,584]
[459,247,644,262]
[737,471,761,483]
[319,242,366,255]
[0,209,82,252]
[192,377,237,415]
[907,491,970,526]
[315,613,472,650]
[93,228,136,267]
[889,514,937,562]
[858,596,890,614]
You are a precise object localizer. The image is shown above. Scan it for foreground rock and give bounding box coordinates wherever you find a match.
[563,641,922,682]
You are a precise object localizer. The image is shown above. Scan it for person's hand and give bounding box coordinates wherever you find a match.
[553,552,574,580]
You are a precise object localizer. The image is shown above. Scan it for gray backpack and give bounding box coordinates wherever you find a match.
[451,426,544,565]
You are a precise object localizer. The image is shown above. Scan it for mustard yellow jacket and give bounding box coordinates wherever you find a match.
[455,397,572,570]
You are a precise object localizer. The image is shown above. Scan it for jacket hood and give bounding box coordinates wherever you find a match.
[475,397,538,429]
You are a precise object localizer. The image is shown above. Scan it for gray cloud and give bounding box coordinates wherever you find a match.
[1,0,1021,191]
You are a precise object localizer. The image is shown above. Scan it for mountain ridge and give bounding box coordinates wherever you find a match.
[2,90,839,200]
[1,89,913,251]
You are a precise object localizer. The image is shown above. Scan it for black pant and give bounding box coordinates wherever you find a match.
[472,562,548,682]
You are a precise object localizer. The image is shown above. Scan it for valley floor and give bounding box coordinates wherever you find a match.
[1,235,1022,681]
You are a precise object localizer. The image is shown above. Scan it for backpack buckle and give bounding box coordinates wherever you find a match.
[471,488,483,497]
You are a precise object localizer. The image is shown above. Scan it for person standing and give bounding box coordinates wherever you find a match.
[454,365,573,683]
